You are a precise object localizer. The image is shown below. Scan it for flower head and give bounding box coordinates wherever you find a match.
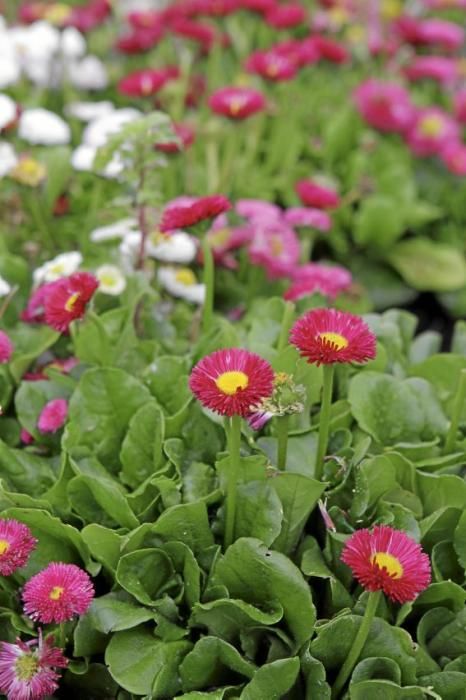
[341,525,431,603]
[158,266,205,304]
[295,179,340,209]
[285,263,352,301]
[290,308,376,365]
[246,50,298,81]
[0,519,37,576]
[0,331,13,364]
[117,67,179,96]
[405,107,459,157]
[189,348,274,417]
[209,86,266,120]
[44,272,99,332]
[248,223,301,279]
[10,158,47,187]
[22,563,94,624]
[37,399,69,434]
[155,123,195,153]
[160,195,232,233]
[0,630,68,700]
[353,80,415,133]
[95,265,126,295]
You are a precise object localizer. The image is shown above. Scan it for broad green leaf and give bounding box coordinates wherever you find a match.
[180,636,255,692]
[271,473,326,555]
[240,657,300,699]
[116,549,175,606]
[190,598,283,644]
[89,593,155,633]
[120,400,165,487]
[235,481,283,546]
[152,502,214,555]
[388,239,466,292]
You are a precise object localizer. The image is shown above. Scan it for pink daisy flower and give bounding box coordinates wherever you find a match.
[285,263,352,301]
[341,525,431,603]
[453,90,466,124]
[405,107,460,157]
[160,195,232,233]
[295,179,340,209]
[404,56,459,86]
[265,3,307,29]
[289,308,376,365]
[37,399,69,434]
[284,207,332,232]
[189,348,274,417]
[20,429,34,445]
[117,67,178,96]
[0,331,13,364]
[236,199,282,224]
[245,50,298,81]
[0,630,68,700]
[209,86,266,120]
[22,563,95,624]
[441,141,466,176]
[0,519,37,576]
[44,272,99,333]
[248,223,301,279]
[353,80,415,134]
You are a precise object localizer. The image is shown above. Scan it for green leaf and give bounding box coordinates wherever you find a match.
[453,511,466,574]
[8,326,59,383]
[235,481,283,546]
[349,680,425,699]
[0,439,56,496]
[354,195,404,249]
[213,537,315,650]
[416,473,466,516]
[64,367,152,470]
[180,636,255,692]
[120,400,165,487]
[240,657,300,699]
[144,356,191,415]
[116,549,175,606]
[409,354,466,420]
[190,598,283,644]
[105,627,191,697]
[151,502,214,555]
[418,672,466,699]
[271,473,326,555]
[81,524,123,576]
[388,240,466,292]
[89,593,155,633]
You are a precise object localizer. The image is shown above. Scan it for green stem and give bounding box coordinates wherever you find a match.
[276,415,289,471]
[331,591,381,699]
[224,415,242,550]
[58,622,66,649]
[24,190,56,252]
[277,301,295,353]
[201,237,215,334]
[206,140,220,193]
[444,369,466,455]
[314,364,335,481]
[218,127,239,193]
[300,232,316,264]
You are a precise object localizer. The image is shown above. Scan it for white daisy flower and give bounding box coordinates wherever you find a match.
[0,274,11,297]
[0,94,16,131]
[158,266,205,305]
[33,251,82,286]
[0,141,18,177]
[146,230,197,264]
[68,55,108,91]
[65,101,114,122]
[90,218,140,243]
[18,108,70,146]
[60,27,86,59]
[82,108,141,148]
[95,265,126,296]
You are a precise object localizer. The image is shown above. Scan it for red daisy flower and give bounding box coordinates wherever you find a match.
[246,49,298,81]
[37,399,69,434]
[0,331,13,364]
[341,525,431,603]
[44,272,99,333]
[160,195,232,233]
[117,67,179,97]
[0,630,68,700]
[209,87,266,120]
[0,519,37,576]
[189,348,274,417]
[289,308,376,365]
[295,179,340,209]
[265,3,306,29]
[22,563,95,624]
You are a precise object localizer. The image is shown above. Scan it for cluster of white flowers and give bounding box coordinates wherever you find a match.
[0,17,107,91]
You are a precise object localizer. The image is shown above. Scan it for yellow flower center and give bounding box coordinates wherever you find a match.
[371,552,404,579]
[346,24,366,45]
[0,539,10,555]
[10,158,46,187]
[215,370,249,395]
[43,3,72,24]
[99,274,117,287]
[270,236,284,256]
[150,230,169,245]
[65,293,80,312]
[274,372,289,385]
[319,332,349,350]
[15,654,39,682]
[49,585,65,601]
[175,269,197,286]
[381,0,403,19]
[420,115,444,138]
[229,96,246,116]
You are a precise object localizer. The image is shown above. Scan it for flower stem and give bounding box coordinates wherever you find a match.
[314,364,335,481]
[444,369,466,455]
[59,622,67,650]
[276,415,289,471]
[332,591,381,698]
[224,414,241,550]
[201,236,215,334]
[277,301,295,353]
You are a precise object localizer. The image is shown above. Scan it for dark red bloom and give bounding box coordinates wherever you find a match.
[310,35,349,63]
[246,50,298,81]
[160,195,232,232]
[118,67,179,97]
[296,179,340,209]
[115,26,164,53]
[265,3,306,29]
[240,0,277,13]
[209,86,266,120]
[127,9,163,29]
[169,17,217,50]
[44,272,99,333]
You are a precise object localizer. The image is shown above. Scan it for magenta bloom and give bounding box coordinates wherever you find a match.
[248,223,301,279]
[310,34,349,64]
[23,563,95,624]
[453,90,466,124]
[405,108,460,157]
[353,80,415,133]
[296,179,340,209]
[209,86,266,120]
[236,199,282,224]
[37,399,69,434]
[290,308,376,366]
[284,207,331,232]
[265,3,306,29]
[116,27,163,53]
[441,142,466,176]
[207,215,252,269]
[0,519,36,576]
[44,272,99,333]
[0,631,68,700]
[189,348,274,417]
[395,15,464,51]
[341,525,431,603]
[20,429,34,445]
[160,195,232,232]
[0,331,13,364]
[118,67,179,96]
[404,56,458,86]
[246,50,298,81]
[285,263,352,300]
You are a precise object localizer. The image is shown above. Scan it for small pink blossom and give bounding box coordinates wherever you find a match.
[353,80,415,133]
[453,91,466,124]
[20,429,34,445]
[37,399,69,434]
[404,56,459,86]
[0,519,37,576]
[285,262,352,300]
[23,563,95,624]
[284,207,332,232]
[441,141,466,176]
[405,107,460,157]
[248,223,301,279]
[0,331,13,364]
[236,199,282,224]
